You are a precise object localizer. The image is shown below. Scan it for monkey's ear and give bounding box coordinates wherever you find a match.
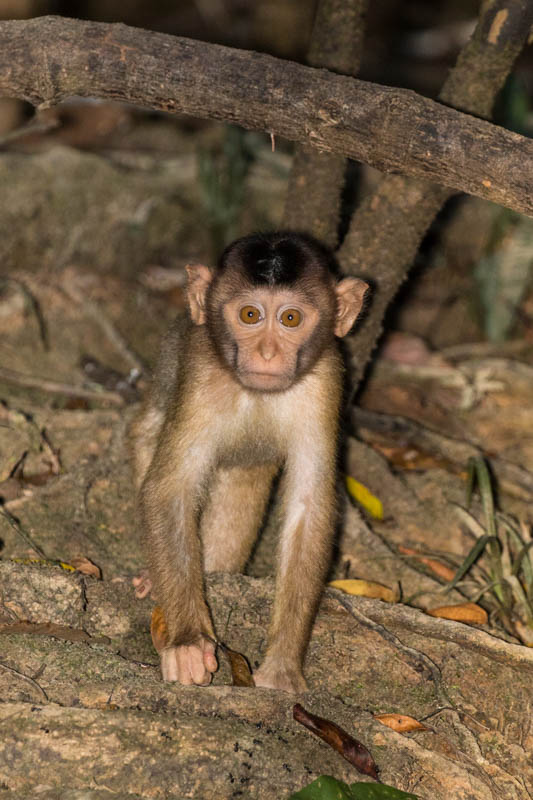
[186,264,213,325]
[334,277,368,337]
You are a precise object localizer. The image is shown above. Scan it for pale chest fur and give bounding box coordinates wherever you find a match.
[182,352,340,469]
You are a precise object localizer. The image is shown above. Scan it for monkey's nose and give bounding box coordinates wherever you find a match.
[259,339,278,361]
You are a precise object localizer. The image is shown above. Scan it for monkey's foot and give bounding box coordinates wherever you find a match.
[254,659,308,693]
[161,639,218,686]
[132,569,152,599]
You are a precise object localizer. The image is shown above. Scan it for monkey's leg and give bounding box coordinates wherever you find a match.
[254,457,337,693]
[201,464,276,573]
[129,404,165,598]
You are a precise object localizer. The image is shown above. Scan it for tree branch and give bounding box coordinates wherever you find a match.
[0,15,533,216]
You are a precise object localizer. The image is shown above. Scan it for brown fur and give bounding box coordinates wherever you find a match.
[129,233,367,692]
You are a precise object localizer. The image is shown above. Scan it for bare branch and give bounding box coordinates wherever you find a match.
[0,16,532,216]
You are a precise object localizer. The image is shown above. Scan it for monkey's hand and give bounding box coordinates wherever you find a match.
[132,569,152,599]
[160,639,218,685]
[254,658,308,693]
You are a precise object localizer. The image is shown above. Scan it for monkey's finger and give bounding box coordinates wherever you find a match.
[132,571,152,598]
[160,648,181,682]
[202,643,218,674]
[180,646,212,685]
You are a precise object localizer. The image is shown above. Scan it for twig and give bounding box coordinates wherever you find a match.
[334,592,533,673]
[350,406,533,501]
[0,277,49,350]
[334,590,449,706]
[0,116,59,149]
[0,365,124,406]
[0,506,48,559]
[0,661,48,701]
[60,284,147,375]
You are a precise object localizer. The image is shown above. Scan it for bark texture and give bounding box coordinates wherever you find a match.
[339,0,533,389]
[0,16,533,216]
[283,0,367,247]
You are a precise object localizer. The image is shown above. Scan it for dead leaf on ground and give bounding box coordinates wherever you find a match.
[216,641,255,687]
[370,442,453,473]
[293,703,379,780]
[329,579,399,603]
[374,713,428,733]
[398,545,456,582]
[427,602,488,624]
[69,556,102,579]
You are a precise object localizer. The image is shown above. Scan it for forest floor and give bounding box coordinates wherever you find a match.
[1,112,533,799]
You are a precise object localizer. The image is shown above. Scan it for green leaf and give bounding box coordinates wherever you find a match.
[351,785,419,799]
[466,457,496,538]
[445,534,494,591]
[287,776,356,800]
[287,777,419,800]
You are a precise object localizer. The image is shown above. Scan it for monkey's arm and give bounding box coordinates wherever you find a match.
[139,420,217,684]
[254,463,337,692]
[254,369,341,693]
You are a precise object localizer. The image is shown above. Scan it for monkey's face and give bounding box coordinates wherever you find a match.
[187,247,368,394]
[220,289,323,391]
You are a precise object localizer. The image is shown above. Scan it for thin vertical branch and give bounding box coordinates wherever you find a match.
[283,0,368,248]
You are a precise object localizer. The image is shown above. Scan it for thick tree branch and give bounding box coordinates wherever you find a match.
[0,15,532,217]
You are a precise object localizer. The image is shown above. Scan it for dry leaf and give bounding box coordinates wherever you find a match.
[293,703,379,780]
[374,713,427,733]
[217,642,255,687]
[371,442,452,473]
[151,605,169,653]
[329,578,399,603]
[398,545,456,582]
[69,556,102,579]
[427,602,488,624]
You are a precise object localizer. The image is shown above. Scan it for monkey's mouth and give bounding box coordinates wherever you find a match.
[240,371,291,391]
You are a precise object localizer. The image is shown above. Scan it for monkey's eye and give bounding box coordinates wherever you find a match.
[239,305,262,324]
[279,308,302,328]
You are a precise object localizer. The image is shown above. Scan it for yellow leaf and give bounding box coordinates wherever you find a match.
[329,579,398,603]
[345,476,383,519]
[427,602,488,624]
[11,557,76,572]
[374,713,427,733]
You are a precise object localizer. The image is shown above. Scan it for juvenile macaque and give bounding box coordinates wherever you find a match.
[130,232,367,692]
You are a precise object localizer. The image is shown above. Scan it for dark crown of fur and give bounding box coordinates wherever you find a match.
[218,231,337,287]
